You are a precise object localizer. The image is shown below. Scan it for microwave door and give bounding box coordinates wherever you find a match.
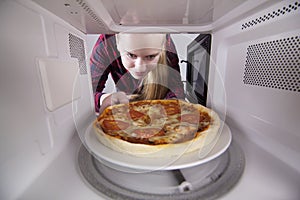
[186,34,211,106]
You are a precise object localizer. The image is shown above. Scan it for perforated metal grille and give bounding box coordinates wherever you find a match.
[243,36,300,92]
[75,0,108,30]
[69,33,87,74]
[241,1,299,30]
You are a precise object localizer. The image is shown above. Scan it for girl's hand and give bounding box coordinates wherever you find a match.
[99,92,129,114]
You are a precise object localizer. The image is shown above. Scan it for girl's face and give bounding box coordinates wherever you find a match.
[120,48,161,79]
[117,34,165,80]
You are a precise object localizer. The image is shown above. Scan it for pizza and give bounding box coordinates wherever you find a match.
[93,99,220,157]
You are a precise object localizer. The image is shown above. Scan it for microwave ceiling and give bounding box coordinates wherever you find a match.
[102,0,216,25]
[31,0,274,33]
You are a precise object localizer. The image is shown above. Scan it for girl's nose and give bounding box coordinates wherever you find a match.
[135,58,147,72]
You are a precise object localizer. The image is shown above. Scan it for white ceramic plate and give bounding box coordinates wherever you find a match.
[84,122,231,172]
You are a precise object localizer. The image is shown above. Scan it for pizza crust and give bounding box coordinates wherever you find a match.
[93,101,221,158]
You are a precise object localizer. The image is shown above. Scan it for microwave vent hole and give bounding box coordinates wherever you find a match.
[75,0,109,31]
[243,35,300,92]
[241,1,300,30]
[69,33,87,75]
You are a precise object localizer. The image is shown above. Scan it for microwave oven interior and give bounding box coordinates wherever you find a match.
[0,0,300,200]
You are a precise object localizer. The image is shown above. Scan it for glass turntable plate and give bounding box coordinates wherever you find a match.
[84,122,231,172]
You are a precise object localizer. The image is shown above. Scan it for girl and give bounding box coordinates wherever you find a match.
[90,33,184,114]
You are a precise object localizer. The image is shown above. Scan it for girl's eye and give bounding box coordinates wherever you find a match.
[145,55,157,61]
[127,53,137,59]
